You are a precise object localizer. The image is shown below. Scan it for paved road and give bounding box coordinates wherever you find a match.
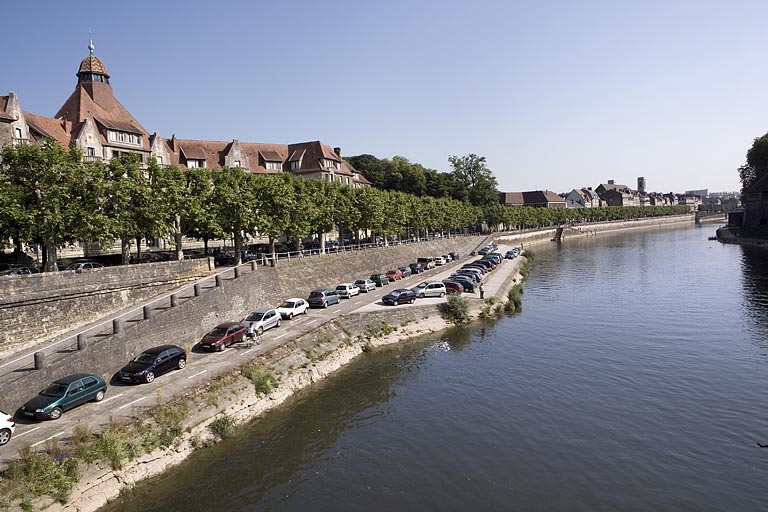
[0,244,521,467]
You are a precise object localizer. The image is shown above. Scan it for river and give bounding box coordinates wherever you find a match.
[102,224,768,512]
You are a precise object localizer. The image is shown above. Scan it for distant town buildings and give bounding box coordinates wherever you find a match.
[0,41,370,188]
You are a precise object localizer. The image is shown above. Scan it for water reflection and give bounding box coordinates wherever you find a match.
[740,245,768,346]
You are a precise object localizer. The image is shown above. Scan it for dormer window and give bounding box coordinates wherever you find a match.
[108,130,141,145]
[266,161,281,171]
[291,161,300,171]
[234,160,241,168]
[187,159,205,168]
[322,159,340,170]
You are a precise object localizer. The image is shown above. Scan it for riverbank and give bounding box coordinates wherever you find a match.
[28,252,524,512]
[5,215,691,512]
[716,226,768,247]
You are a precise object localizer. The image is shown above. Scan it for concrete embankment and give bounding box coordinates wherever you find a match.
[34,249,526,512]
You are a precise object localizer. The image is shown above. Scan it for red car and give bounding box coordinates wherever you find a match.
[200,322,246,352]
[442,280,465,294]
[385,269,403,281]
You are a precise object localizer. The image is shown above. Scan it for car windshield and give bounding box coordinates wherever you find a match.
[42,383,68,397]
[208,327,228,337]
[134,352,155,364]
[354,280,365,285]
[336,286,346,290]
[415,282,429,288]
[280,301,297,309]
[389,290,402,296]
[246,313,265,321]
[309,291,324,297]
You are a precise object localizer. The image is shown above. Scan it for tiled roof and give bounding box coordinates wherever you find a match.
[259,150,283,162]
[78,55,110,78]
[500,191,565,206]
[54,82,149,149]
[22,112,71,147]
[0,96,14,121]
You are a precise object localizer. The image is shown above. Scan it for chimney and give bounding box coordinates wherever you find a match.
[170,134,176,152]
[334,147,342,158]
[608,179,615,185]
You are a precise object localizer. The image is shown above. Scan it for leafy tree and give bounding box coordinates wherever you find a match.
[345,154,386,188]
[183,167,222,255]
[739,132,768,193]
[448,154,499,207]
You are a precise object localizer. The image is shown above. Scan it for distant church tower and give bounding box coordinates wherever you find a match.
[637,177,646,194]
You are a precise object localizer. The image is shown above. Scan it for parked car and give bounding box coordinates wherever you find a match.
[385,269,403,281]
[20,374,106,420]
[409,263,425,274]
[457,269,483,281]
[370,274,390,287]
[0,266,39,276]
[0,410,15,446]
[417,257,436,270]
[382,288,417,306]
[462,264,488,274]
[336,283,361,298]
[449,275,476,292]
[473,259,495,270]
[242,309,282,334]
[307,288,341,308]
[276,298,309,319]
[213,252,236,267]
[65,261,104,272]
[449,251,461,260]
[411,280,447,298]
[200,322,247,351]
[354,279,377,293]
[241,250,260,262]
[478,247,490,255]
[398,266,413,278]
[119,345,186,384]
[434,256,447,266]
[442,280,464,294]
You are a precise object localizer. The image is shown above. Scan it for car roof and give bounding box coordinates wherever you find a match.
[141,344,180,354]
[392,288,412,293]
[282,297,305,302]
[216,322,242,328]
[54,373,96,384]
[250,309,275,314]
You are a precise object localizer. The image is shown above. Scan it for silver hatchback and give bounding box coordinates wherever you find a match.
[242,308,282,335]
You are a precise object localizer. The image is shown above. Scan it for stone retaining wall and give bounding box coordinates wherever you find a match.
[0,259,214,358]
[0,237,482,413]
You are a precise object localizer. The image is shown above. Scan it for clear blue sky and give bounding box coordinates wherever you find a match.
[4,0,764,193]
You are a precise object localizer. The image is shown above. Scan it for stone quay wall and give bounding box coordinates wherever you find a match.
[0,237,484,413]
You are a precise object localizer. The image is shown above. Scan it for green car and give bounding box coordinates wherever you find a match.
[20,373,107,420]
[370,274,390,287]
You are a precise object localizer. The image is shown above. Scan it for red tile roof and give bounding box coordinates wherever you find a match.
[23,112,71,147]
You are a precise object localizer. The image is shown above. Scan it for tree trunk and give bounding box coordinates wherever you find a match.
[41,243,48,270]
[121,235,131,265]
[269,237,276,261]
[174,215,183,261]
[44,235,58,272]
[320,235,326,255]
[203,237,209,255]
[135,236,142,261]
[12,237,23,254]
[234,231,243,265]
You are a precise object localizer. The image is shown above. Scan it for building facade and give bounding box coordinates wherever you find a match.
[0,42,370,188]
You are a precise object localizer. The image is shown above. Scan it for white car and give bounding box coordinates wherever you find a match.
[0,410,15,446]
[434,256,447,266]
[354,279,376,292]
[335,283,361,298]
[276,298,309,319]
[411,280,447,298]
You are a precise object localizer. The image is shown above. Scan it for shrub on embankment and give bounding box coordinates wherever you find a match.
[441,294,471,324]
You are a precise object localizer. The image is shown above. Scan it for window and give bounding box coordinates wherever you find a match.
[291,161,300,171]
[157,156,164,165]
[234,160,241,168]
[87,147,95,156]
[266,161,281,171]
[14,127,22,139]
[187,159,199,168]
[109,131,116,141]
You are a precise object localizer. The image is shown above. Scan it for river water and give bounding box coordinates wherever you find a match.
[102,224,768,512]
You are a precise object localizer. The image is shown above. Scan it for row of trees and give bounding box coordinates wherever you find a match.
[1,142,692,272]
[345,153,499,207]
[0,142,482,271]
[481,204,692,232]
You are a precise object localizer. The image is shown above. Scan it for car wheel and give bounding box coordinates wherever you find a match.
[145,371,155,383]
[288,313,294,320]
[93,390,105,402]
[393,300,398,306]
[440,292,445,297]
[257,326,264,335]
[178,358,186,370]
[419,293,425,298]
[323,301,328,308]
[49,407,63,420]
[241,333,247,343]
[276,318,282,327]
[0,428,11,446]
[218,343,225,352]
[410,298,415,304]
[303,308,308,315]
